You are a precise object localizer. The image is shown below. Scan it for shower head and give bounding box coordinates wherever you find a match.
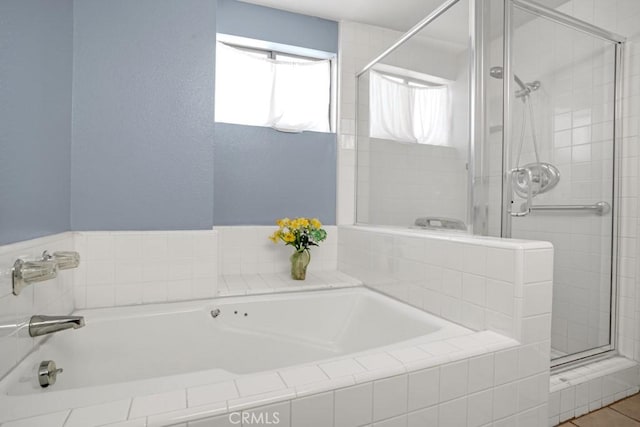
[489,66,540,98]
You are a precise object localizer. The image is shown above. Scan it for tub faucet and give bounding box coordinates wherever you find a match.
[29,315,85,337]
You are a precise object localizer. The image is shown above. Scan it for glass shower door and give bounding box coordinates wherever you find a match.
[502,2,622,365]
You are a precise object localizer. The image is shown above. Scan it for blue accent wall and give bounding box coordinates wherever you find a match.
[0,0,73,244]
[214,0,338,225]
[214,124,336,225]
[1,0,337,242]
[71,0,216,231]
[216,0,338,52]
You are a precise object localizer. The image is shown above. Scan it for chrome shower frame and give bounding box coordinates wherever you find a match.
[353,0,627,371]
[501,0,625,369]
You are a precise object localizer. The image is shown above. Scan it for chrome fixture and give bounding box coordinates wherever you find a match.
[412,217,467,231]
[42,250,81,270]
[492,65,561,201]
[512,162,561,198]
[29,315,85,337]
[508,167,533,217]
[489,66,540,99]
[12,259,58,296]
[210,309,221,318]
[529,201,611,215]
[38,360,63,388]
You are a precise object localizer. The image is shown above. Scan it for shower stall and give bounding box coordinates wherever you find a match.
[355,0,625,368]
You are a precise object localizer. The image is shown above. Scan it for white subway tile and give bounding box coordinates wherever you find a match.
[279,366,328,387]
[523,249,553,283]
[320,359,366,379]
[440,360,468,402]
[373,375,408,421]
[334,383,373,427]
[188,381,238,408]
[467,389,493,427]
[408,368,439,411]
[1,411,70,427]
[130,389,186,418]
[438,396,467,426]
[242,402,290,427]
[407,406,438,427]
[235,373,285,397]
[494,348,519,386]
[493,383,518,420]
[291,391,333,427]
[486,248,516,282]
[468,354,494,393]
[65,399,131,427]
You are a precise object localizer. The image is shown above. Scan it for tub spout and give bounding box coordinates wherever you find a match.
[29,315,85,337]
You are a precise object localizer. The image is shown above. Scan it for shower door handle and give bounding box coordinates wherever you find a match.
[509,167,533,217]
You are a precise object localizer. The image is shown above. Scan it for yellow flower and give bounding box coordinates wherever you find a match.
[290,219,301,229]
[311,218,322,228]
[299,218,310,228]
[283,232,296,243]
[268,231,280,243]
[276,217,290,228]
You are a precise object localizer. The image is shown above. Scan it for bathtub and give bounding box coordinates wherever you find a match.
[0,287,475,423]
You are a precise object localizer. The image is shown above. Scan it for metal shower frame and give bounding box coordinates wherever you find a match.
[501,0,625,369]
[355,0,627,369]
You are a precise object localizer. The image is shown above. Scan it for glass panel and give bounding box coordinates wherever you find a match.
[356,0,471,230]
[507,7,617,361]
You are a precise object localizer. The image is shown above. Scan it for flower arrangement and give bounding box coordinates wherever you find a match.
[269,217,327,280]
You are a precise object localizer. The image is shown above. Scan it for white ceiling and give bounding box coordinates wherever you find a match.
[240,0,571,47]
[240,0,460,33]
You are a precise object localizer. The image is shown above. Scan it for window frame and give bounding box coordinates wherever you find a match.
[215,34,337,133]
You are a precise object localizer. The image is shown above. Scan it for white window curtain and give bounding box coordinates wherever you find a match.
[370,71,450,145]
[215,42,331,133]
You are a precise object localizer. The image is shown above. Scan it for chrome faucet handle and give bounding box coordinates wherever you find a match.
[39,360,63,388]
[42,250,81,270]
[12,259,58,296]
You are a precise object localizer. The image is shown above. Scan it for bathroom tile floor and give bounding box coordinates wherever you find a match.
[560,393,640,426]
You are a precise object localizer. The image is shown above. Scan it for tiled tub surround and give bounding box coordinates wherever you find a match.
[0,233,75,381]
[0,226,554,426]
[0,288,527,427]
[338,225,554,343]
[214,226,338,276]
[73,231,219,309]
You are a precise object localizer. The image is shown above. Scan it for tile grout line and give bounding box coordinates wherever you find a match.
[609,405,640,423]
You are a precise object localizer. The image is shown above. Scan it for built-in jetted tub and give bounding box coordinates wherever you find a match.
[0,287,502,423]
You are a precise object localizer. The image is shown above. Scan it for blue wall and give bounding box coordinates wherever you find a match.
[0,0,73,245]
[214,0,338,225]
[215,124,336,225]
[71,0,216,231]
[1,0,338,243]
[216,0,338,52]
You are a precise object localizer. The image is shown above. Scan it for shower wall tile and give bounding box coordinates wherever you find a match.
[0,232,75,380]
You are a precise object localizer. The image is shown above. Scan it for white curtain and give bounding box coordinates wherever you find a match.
[215,42,331,133]
[370,71,450,145]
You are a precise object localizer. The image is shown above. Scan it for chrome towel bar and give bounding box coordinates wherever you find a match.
[528,201,611,215]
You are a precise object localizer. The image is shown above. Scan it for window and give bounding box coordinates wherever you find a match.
[215,41,333,133]
[370,70,451,146]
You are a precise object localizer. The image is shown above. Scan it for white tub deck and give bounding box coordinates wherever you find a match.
[0,281,517,426]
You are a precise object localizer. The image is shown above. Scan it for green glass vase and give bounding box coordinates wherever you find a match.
[290,250,311,280]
